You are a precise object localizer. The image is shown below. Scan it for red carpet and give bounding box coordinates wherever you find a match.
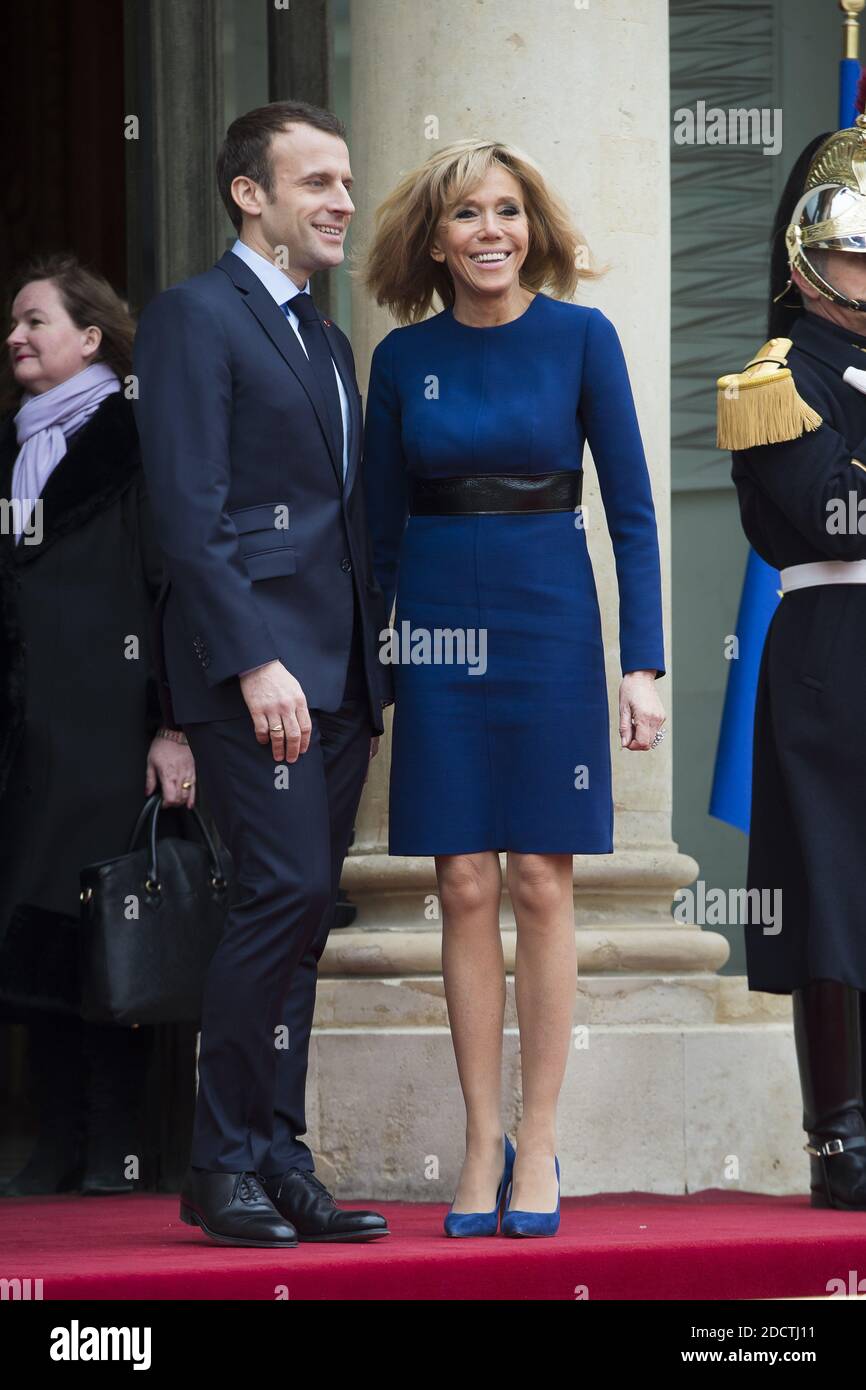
[3,1189,866,1300]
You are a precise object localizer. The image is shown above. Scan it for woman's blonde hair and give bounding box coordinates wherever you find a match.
[359,139,603,325]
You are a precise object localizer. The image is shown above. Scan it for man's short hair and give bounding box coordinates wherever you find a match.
[216,100,347,232]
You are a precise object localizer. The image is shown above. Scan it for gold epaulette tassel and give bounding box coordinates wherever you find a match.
[716,337,822,451]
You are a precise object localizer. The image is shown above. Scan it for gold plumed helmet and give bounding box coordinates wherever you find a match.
[786,114,866,311]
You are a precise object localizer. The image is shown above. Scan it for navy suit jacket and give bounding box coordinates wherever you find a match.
[133,250,393,728]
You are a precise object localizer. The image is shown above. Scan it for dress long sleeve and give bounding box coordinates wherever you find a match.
[578,308,666,678]
[362,331,409,621]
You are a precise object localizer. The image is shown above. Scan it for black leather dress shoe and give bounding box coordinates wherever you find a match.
[259,1169,390,1242]
[180,1169,299,1247]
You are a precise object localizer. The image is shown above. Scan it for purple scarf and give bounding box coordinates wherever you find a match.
[12,362,121,543]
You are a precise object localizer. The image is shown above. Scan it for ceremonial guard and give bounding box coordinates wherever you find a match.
[719,115,866,1209]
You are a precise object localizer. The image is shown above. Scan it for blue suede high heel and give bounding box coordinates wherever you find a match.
[500,1154,561,1237]
[444,1134,516,1237]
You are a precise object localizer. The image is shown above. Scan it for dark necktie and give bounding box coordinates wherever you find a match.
[286,292,344,468]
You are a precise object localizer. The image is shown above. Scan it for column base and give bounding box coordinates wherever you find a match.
[305,974,803,1201]
[326,845,726,975]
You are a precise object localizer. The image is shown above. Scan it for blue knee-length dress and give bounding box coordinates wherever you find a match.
[362,292,665,855]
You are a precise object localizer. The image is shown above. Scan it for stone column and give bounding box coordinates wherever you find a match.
[329,0,719,977]
[267,0,337,320]
[124,0,225,307]
[308,1,796,1204]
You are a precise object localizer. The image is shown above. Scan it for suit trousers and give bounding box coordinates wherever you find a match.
[183,597,373,1173]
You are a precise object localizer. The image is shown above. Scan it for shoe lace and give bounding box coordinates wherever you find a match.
[238,1172,269,1205]
[300,1171,337,1205]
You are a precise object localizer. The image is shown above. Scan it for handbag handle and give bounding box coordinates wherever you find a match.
[127,792,228,894]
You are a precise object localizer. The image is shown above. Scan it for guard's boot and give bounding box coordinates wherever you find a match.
[793,979,866,1210]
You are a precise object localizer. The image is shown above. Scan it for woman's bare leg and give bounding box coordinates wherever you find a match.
[506,851,576,1211]
[436,850,507,1211]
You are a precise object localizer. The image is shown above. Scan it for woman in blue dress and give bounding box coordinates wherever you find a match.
[361,140,666,1236]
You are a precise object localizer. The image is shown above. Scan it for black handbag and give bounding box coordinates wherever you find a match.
[79,792,236,1025]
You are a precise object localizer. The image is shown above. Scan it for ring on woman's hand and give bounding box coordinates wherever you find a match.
[181,780,193,789]
[269,724,283,733]
[651,727,667,749]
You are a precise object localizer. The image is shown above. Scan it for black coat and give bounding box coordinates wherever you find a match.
[731,313,866,992]
[0,393,171,939]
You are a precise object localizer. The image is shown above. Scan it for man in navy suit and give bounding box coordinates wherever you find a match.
[133,101,393,1246]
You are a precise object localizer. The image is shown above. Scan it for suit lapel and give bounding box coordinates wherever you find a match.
[216,251,343,490]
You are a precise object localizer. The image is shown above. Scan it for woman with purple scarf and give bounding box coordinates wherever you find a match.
[0,255,195,1195]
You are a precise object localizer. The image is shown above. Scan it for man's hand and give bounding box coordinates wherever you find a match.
[146,736,197,806]
[239,660,312,762]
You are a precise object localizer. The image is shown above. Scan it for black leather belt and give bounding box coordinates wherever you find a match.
[408,470,583,515]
